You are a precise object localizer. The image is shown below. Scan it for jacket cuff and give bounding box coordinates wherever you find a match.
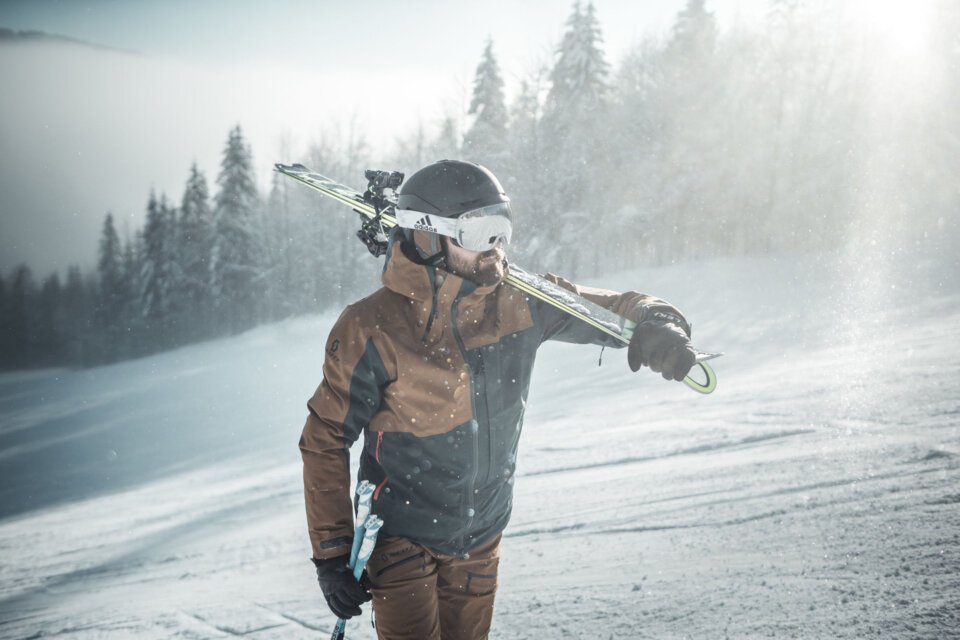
[310,531,354,560]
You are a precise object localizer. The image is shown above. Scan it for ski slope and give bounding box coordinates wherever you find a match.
[0,253,957,639]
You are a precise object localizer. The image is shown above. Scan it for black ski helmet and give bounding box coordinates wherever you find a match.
[397,160,509,217]
[396,160,510,263]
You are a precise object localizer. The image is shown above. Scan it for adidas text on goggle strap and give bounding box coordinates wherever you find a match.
[395,203,513,252]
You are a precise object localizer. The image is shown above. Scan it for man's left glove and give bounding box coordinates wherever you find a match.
[312,555,372,619]
[626,301,696,382]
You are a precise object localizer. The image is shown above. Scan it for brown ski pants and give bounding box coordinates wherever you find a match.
[365,533,501,640]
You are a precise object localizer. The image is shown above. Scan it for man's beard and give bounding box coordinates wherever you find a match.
[445,248,506,287]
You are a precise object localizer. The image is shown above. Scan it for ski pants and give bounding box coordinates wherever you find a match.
[365,533,501,640]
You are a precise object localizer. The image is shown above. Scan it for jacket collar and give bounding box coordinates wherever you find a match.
[381,237,500,304]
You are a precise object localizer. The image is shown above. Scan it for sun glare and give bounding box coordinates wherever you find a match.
[846,0,937,60]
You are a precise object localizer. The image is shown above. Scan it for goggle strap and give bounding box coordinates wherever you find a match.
[395,210,459,239]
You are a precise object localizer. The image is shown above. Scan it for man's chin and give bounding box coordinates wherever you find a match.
[463,257,506,287]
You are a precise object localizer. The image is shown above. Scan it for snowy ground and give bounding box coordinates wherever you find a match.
[1,252,958,639]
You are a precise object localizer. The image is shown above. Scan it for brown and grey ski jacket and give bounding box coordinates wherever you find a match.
[300,237,661,559]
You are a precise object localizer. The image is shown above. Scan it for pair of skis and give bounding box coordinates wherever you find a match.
[331,480,382,640]
[274,163,719,393]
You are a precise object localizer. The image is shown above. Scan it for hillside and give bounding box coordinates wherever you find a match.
[0,252,957,638]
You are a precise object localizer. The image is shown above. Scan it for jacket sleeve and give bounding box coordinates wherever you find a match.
[535,273,676,347]
[299,305,391,560]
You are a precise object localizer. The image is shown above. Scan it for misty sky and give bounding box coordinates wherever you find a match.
[1,0,763,275]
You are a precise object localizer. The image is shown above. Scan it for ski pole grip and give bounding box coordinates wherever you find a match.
[349,481,375,570]
[354,516,384,581]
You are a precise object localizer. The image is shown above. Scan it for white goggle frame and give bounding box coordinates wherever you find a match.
[395,202,513,252]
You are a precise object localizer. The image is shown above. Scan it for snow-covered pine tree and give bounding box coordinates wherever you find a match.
[177,163,215,340]
[211,125,262,334]
[120,234,142,355]
[5,266,34,368]
[35,273,64,366]
[62,266,94,366]
[0,272,8,367]
[668,0,717,62]
[139,192,178,350]
[96,213,125,362]
[463,39,509,175]
[656,0,724,259]
[507,75,545,262]
[540,1,610,274]
[262,169,293,321]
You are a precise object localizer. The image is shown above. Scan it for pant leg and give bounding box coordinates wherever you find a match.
[367,536,441,640]
[435,534,501,640]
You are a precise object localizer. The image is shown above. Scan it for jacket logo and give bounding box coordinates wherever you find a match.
[327,339,340,362]
[413,215,438,233]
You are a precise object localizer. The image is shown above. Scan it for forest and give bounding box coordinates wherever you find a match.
[2,0,958,369]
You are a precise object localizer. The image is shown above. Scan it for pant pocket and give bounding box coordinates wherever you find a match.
[465,570,498,596]
[375,550,426,578]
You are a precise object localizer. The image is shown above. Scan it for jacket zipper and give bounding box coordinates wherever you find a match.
[475,348,492,489]
[373,431,389,500]
[450,295,478,555]
[421,276,440,343]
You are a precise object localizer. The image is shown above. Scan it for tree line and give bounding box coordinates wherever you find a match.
[2,0,958,370]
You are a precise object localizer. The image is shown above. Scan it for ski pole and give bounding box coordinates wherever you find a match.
[330,512,385,640]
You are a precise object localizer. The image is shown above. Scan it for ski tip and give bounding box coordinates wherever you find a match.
[274,163,308,173]
[694,351,723,363]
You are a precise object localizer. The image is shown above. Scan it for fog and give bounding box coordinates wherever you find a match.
[0,0,696,275]
[0,41,444,273]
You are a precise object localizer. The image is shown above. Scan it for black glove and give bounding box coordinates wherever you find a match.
[627,304,696,381]
[312,555,372,619]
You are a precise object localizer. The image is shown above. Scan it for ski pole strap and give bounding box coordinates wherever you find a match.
[684,361,718,394]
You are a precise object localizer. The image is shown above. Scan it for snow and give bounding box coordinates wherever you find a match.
[1,252,958,638]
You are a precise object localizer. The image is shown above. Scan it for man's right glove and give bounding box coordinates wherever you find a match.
[627,305,697,382]
[312,555,372,619]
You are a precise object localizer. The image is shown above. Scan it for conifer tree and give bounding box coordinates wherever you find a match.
[120,235,142,355]
[668,0,717,61]
[36,273,64,365]
[540,1,610,272]
[140,192,177,349]
[178,163,215,339]
[0,272,8,367]
[211,125,262,334]
[463,39,509,173]
[507,76,545,261]
[62,266,93,365]
[96,213,124,361]
[6,265,34,368]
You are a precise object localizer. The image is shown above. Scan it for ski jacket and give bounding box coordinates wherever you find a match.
[300,237,662,559]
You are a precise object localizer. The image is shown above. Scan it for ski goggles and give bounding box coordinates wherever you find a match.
[395,202,513,252]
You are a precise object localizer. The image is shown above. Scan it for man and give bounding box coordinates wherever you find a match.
[300,160,695,639]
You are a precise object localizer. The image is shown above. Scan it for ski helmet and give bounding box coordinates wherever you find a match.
[397,160,510,216]
[396,160,512,260]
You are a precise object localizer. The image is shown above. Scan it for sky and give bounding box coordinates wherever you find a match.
[0,0,777,276]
